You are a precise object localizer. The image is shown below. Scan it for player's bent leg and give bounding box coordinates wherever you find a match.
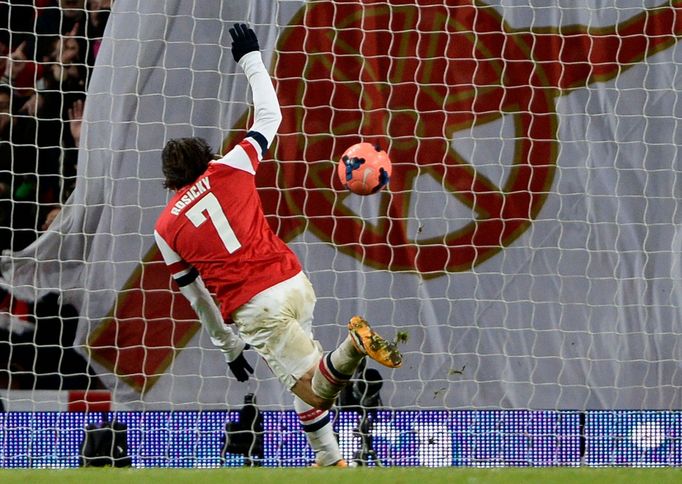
[301,316,403,407]
[235,312,322,392]
[291,368,334,410]
[233,307,348,412]
[310,351,353,404]
[233,272,323,389]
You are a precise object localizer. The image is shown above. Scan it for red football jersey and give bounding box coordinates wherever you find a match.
[155,51,300,321]
[154,145,301,320]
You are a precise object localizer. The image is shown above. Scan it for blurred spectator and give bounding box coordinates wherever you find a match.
[61,97,83,196]
[87,0,111,61]
[34,0,86,61]
[0,82,11,250]
[67,97,83,148]
[0,79,41,252]
[46,23,85,92]
[0,289,104,391]
[0,82,9,139]
[1,40,44,99]
[0,30,10,86]
[0,0,110,391]
[34,0,110,67]
[0,1,35,48]
[41,205,61,231]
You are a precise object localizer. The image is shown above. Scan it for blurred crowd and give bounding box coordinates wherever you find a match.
[0,0,111,392]
[1,0,110,252]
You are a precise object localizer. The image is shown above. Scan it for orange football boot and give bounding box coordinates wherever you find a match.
[348,316,402,368]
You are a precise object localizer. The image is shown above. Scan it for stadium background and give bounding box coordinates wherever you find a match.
[1,0,682,469]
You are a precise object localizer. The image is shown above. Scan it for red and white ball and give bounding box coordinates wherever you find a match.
[337,142,392,195]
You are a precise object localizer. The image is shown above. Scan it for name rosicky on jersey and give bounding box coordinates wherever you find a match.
[170,176,211,215]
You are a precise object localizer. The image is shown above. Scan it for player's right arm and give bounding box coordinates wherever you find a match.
[153,229,253,382]
[217,23,282,175]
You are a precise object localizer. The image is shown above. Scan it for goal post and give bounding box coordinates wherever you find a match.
[0,0,681,467]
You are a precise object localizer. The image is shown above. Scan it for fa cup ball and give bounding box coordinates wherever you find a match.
[337,142,392,195]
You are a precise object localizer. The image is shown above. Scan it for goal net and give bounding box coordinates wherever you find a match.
[0,0,681,468]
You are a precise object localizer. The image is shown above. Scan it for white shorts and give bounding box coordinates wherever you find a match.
[231,271,322,389]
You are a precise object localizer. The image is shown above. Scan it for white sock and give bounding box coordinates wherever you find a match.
[310,337,365,400]
[310,355,347,400]
[329,335,364,375]
[294,396,342,466]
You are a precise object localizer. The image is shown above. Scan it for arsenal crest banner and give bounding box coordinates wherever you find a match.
[2,0,682,410]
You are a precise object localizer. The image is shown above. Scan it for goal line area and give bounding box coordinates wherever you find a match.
[0,409,679,468]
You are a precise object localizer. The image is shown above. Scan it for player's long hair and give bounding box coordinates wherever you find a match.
[161,137,214,190]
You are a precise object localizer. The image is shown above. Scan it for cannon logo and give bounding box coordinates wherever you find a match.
[89,0,682,392]
[266,0,682,273]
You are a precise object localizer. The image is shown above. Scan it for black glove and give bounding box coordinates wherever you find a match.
[229,23,260,63]
[228,345,254,382]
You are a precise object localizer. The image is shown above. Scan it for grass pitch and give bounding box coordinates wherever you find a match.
[0,467,681,484]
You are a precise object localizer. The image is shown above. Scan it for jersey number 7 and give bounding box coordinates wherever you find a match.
[185,193,242,253]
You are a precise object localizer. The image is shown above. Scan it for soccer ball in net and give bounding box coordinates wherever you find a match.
[337,142,392,195]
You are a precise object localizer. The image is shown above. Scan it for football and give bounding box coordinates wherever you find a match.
[337,142,392,195]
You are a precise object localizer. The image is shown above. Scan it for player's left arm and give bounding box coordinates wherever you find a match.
[153,230,253,382]
[216,23,282,174]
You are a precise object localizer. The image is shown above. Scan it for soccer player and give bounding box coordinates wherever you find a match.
[154,23,402,467]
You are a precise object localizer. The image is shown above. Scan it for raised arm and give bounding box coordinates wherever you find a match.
[219,23,282,171]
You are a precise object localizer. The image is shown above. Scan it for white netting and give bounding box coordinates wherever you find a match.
[0,0,681,417]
